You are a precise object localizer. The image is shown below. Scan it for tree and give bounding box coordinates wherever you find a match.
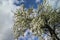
[13,0,60,40]
[40,10,60,40]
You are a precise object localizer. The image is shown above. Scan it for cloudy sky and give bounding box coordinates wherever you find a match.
[0,0,60,40]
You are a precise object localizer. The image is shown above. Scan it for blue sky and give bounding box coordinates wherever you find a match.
[14,0,60,9]
[14,0,43,8]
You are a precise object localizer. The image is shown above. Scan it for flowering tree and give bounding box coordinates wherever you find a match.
[13,0,60,40]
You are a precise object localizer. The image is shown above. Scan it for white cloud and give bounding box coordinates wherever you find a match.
[46,0,60,9]
[14,0,24,4]
[0,0,19,40]
[14,0,20,4]
[36,0,40,3]
[21,0,24,2]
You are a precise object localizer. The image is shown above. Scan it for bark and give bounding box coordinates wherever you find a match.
[41,24,60,40]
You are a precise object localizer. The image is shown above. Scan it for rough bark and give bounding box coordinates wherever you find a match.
[41,24,60,40]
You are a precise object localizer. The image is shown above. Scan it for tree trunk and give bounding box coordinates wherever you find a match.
[43,24,60,40]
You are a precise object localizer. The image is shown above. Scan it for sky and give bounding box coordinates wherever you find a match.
[0,0,60,40]
[46,0,60,9]
[14,0,43,8]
